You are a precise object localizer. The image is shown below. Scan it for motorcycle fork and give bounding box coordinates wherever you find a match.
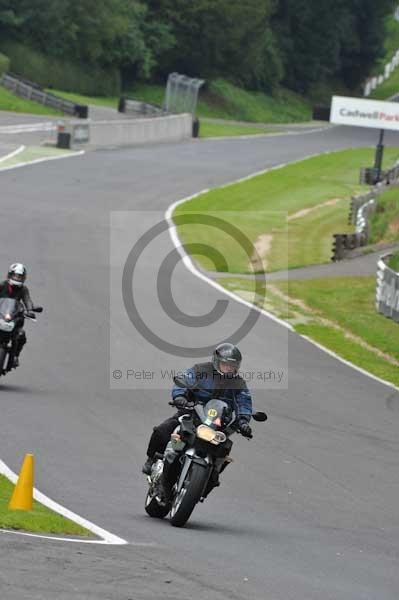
[176,453,211,494]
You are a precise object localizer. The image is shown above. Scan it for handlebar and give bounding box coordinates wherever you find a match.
[24,306,43,320]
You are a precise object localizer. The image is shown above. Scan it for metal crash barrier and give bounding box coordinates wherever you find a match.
[0,73,88,118]
[376,253,399,323]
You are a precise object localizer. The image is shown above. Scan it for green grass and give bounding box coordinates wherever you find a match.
[369,14,399,100]
[48,89,120,109]
[277,276,399,386]
[0,146,76,170]
[46,92,280,138]
[388,251,399,271]
[200,121,277,138]
[173,147,399,273]
[374,15,399,74]
[51,78,312,124]
[369,187,399,244]
[0,86,62,116]
[131,79,311,123]
[0,475,91,536]
[198,80,311,123]
[370,68,399,99]
[220,275,399,387]
[370,15,399,99]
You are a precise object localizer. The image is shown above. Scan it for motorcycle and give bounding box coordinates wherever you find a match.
[145,375,267,528]
[0,297,43,376]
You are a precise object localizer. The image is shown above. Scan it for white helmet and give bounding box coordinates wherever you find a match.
[8,263,27,287]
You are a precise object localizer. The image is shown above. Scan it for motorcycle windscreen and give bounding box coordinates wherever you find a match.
[0,298,21,319]
[203,399,234,428]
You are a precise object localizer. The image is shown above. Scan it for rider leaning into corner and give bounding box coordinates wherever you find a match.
[142,342,255,499]
[0,263,35,368]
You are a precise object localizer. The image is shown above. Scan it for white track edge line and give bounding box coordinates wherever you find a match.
[0,150,85,173]
[0,459,128,545]
[165,154,399,394]
[0,145,25,163]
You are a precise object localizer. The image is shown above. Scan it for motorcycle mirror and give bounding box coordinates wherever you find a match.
[252,412,267,422]
[33,306,43,313]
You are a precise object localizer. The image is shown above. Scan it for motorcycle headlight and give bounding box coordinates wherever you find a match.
[196,424,226,445]
[0,318,15,332]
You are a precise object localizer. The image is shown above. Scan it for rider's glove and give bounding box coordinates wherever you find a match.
[238,419,252,438]
[26,311,36,319]
[173,396,193,410]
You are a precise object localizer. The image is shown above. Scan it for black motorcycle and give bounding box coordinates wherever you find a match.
[0,297,43,376]
[145,375,267,527]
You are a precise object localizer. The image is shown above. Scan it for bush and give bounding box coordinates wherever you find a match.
[0,40,120,96]
[0,53,10,77]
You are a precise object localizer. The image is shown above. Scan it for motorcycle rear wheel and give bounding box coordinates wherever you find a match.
[169,462,209,528]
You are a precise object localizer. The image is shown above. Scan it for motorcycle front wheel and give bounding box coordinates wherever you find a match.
[0,347,6,375]
[169,461,209,528]
[144,489,170,519]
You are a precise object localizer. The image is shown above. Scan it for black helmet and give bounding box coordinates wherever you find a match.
[212,342,242,375]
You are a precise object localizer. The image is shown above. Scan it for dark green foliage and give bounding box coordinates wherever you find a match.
[0,0,396,95]
[0,52,9,76]
[0,0,173,87]
[273,0,397,93]
[147,0,283,91]
[1,40,120,95]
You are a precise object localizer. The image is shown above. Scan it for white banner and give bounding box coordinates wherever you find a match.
[331,95,399,131]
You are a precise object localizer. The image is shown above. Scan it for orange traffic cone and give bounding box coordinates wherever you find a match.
[8,454,34,511]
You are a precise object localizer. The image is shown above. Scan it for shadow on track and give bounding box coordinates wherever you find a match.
[0,384,41,394]
[135,513,269,539]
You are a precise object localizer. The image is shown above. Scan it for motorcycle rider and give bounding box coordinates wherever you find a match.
[0,263,35,367]
[142,343,254,494]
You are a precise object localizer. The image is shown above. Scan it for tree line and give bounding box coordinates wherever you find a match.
[0,0,396,94]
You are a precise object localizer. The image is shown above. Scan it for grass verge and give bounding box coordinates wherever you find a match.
[370,68,399,100]
[199,121,277,138]
[50,78,312,124]
[0,146,78,170]
[0,86,62,116]
[370,15,399,99]
[48,89,120,109]
[388,251,399,271]
[219,275,399,388]
[0,474,91,536]
[173,147,399,273]
[369,186,399,244]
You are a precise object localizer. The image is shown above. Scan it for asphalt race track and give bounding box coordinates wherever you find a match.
[1,125,399,599]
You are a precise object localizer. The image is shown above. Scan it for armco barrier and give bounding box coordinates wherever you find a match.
[332,166,399,261]
[118,97,165,117]
[0,73,88,118]
[332,233,368,261]
[376,253,399,322]
[58,113,192,148]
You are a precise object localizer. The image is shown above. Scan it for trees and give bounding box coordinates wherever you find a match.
[340,0,397,88]
[147,0,283,90]
[274,0,396,93]
[0,0,396,94]
[0,0,174,80]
